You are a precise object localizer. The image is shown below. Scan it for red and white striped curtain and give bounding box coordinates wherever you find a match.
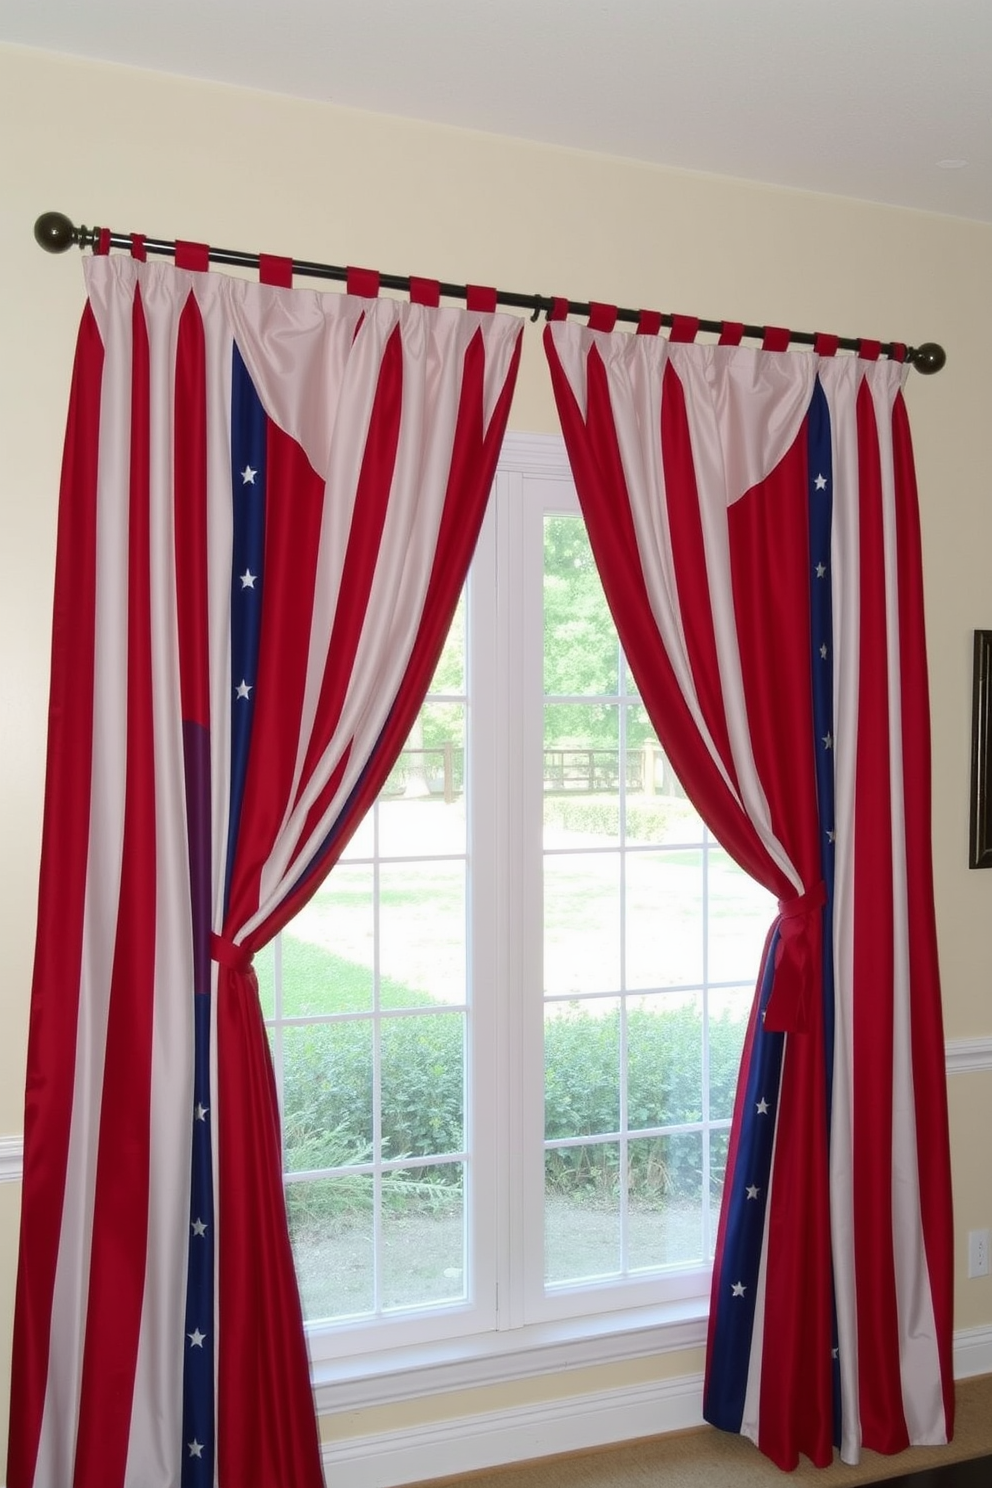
[9,250,521,1488]
[545,316,954,1469]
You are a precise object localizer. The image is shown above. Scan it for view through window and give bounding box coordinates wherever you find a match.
[257,444,775,1356]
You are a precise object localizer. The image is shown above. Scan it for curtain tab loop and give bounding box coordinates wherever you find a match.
[210,932,253,976]
[764,881,827,1034]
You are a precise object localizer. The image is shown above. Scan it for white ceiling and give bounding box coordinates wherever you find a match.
[4,0,992,223]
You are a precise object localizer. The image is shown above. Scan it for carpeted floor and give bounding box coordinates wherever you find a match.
[416,1375,992,1487]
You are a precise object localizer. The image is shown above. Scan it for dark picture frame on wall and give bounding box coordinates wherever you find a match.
[969,630,992,867]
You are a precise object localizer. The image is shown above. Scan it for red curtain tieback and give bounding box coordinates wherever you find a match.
[765,880,827,1034]
[210,932,253,975]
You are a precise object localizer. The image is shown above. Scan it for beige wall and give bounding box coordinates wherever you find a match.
[1,41,990,1469]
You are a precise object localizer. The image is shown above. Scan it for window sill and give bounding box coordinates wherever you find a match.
[310,1294,710,1415]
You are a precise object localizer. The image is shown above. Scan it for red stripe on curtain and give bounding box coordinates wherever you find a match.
[291,324,405,850]
[891,393,955,1435]
[217,965,324,1487]
[74,287,158,1486]
[175,294,210,727]
[851,379,906,1452]
[7,305,105,1488]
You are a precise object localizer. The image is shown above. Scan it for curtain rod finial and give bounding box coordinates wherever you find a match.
[911,342,946,375]
[34,212,78,253]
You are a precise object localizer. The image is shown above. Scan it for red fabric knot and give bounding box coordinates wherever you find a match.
[210,933,253,976]
[890,342,907,363]
[548,296,570,322]
[719,322,744,346]
[762,325,791,353]
[669,314,700,344]
[466,284,498,312]
[130,234,147,262]
[346,265,380,298]
[95,228,111,256]
[814,333,839,358]
[858,338,882,361]
[175,241,210,272]
[259,254,293,288]
[764,880,827,1035]
[587,302,618,333]
[636,310,663,336]
[409,276,440,307]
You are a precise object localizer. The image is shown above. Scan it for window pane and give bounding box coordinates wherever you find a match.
[286,1175,375,1321]
[378,861,466,1009]
[379,703,466,858]
[282,1021,373,1172]
[381,1163,465,1309]
[281,865,374,1015]
[544,851,620,995]
[628,1132,704,1269]
[708,989,751,1121]
[626,993,703,1129]
[544,516,618,696]
[625,849,705,990]
[380,1013,464,1160]
[707,846,775,984]
[545,1000,620,1140]
[545,1141,620,1283]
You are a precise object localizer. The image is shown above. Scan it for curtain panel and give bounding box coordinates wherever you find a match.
[9,253,521,1488]
[544,320,953,1469]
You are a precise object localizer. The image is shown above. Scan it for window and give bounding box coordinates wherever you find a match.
[257,435,775,1366]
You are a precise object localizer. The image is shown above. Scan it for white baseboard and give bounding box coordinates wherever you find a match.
[319,1325,992,1488]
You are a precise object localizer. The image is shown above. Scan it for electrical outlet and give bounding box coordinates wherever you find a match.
[968,1228,990,1278]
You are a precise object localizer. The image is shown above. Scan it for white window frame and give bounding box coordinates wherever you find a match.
[296,431,717,1388]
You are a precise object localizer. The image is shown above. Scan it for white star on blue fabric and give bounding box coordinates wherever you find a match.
[241,465,257,484]
[240,569,257,589]
[815,562,826,579]
[188,1327,206,1348]
[235,679,252,701]
[823,731,833,750]
[814,473,828,491]
[732,1281,746,1297]
[756,1097,770,1115]
[195,1102,209,1122]
[746,1184,760,1200]
[191,1217,207,1237]
[820,643,828,660]
[188,1440,204,1459]
[827,829,836,844]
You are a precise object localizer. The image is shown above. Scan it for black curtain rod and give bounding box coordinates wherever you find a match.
[34,212,947,375]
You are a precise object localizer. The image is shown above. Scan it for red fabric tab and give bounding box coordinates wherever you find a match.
[129,235,147,262]
[588,302,618,333]
[347,266,380,298]
[858,339,882,361]
[762,325,791,352]
[636,310,663,337]
[95,228,111,256]
[175,241,210,272]
[718,322,745,346]
[409,276,440,307]
[548,296,570,322]
[814,333,839,358]
[466,284,498,312]
[669,314,700,343]
[259,254,293,288]
[890,342,907,363]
